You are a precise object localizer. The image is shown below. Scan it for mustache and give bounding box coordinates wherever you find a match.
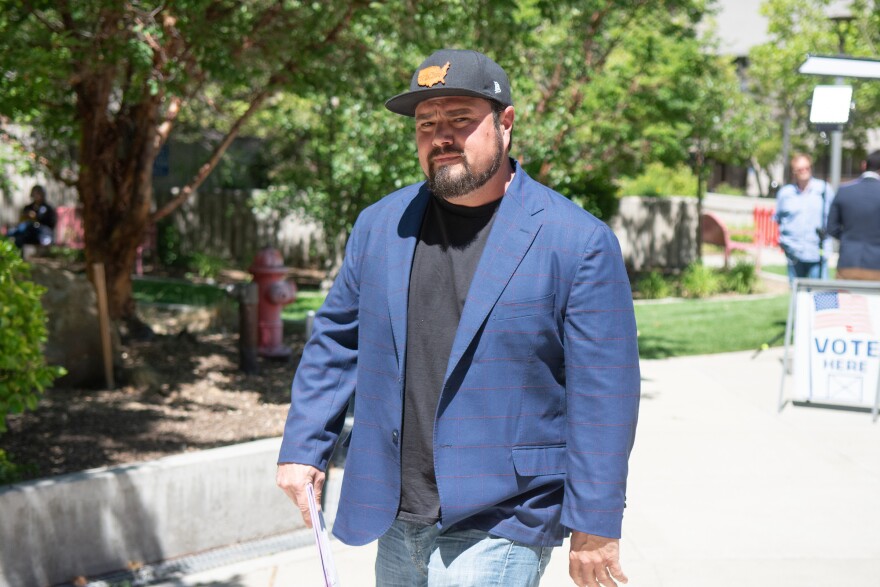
[430,147,464,159]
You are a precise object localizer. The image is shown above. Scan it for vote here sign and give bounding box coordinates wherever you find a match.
[793,287,880,407]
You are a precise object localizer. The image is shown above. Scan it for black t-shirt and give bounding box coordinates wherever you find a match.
[398,193,501,524]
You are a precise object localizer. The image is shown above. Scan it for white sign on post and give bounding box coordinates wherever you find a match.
[780,279,880,421]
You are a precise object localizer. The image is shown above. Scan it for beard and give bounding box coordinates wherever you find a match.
[428,126,504,201]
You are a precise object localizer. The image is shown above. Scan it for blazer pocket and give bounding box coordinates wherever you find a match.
[511,444,565,477]
[494,293,555,321]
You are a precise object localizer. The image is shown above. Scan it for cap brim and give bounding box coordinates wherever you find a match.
[385,88,502,117]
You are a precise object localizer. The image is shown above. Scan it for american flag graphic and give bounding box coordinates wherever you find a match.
[813,291,874,335]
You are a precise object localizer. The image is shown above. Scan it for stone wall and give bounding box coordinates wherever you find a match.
[608,195,699,272]
[29,264,110,388]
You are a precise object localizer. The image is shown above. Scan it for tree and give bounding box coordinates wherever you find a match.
[252,0,539,256]
[685,52,772,256]
[259,0,747,266]
[0,130,41,203]
[0,1,377,322]
[748,0,880,181]
[512,1,714,214]
[0,0,755,316]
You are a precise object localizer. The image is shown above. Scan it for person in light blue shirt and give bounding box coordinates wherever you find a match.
[774,153,834,283]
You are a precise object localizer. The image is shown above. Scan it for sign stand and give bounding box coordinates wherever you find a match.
[778,278,880,422]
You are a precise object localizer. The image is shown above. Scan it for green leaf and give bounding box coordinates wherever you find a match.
[0,239,61,440]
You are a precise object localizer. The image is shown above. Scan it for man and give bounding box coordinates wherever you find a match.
[8,185,56,249]
[774,154,834,283]
[827,150,880,281]
[277,49,640,587]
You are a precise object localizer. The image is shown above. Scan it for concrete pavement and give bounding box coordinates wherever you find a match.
[154,346,880,587]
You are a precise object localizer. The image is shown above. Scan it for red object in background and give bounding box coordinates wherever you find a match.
[55,206,86,249]
[753,206,779,247]
[248,247,298,358]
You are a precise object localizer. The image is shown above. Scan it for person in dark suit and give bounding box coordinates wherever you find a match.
[276,49,640,587]
[827,150,880,281]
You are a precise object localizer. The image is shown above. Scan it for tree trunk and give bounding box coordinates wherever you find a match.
[76,78,158,321]
[79,188,153,320]
[781,113,792,186]
[695,151,705,263]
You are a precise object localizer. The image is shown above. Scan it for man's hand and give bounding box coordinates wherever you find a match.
[276,462,325,528]
[568,531,627,587]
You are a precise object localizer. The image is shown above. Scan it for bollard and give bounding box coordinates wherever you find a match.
[238,282,260,375]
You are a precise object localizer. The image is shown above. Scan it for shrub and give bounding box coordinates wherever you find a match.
[187,252,227,280]
[46,246,85,263]
[721,262,758,294]
[157,221,186,268]
[0,448,36,484]
[637,271,673,299]
[679,262,721,298]
[729,231,754,244]
[0,239,65,434]
[618,163,698,197]
[710,182,745,196]
[569,173,620,220]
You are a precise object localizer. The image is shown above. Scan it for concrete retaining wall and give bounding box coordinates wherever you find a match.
[608,195,699,272]
[0,437,298,587]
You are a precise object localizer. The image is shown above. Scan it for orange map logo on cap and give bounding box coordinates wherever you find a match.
[417,61,450,87]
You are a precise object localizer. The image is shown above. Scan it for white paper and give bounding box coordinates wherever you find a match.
[307,482,340,587]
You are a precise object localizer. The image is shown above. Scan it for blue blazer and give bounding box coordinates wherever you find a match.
[279,164,640,547]
[827,175,880,271]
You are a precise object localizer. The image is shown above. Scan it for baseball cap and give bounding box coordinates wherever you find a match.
[385,49,512,117]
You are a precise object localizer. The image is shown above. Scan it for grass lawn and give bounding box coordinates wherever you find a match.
[132,278,792,359]
[762,264,843,279]
[634,295,789,359]
[133,277,228,305]
[278,291,792,359]
[281,289,327,322]
[761,264,787,277]
[133,278,325,322]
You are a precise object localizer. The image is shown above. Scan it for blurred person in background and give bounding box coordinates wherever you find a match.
[774,154,834,283]
[7,185,56,249]
[827,150,880,281]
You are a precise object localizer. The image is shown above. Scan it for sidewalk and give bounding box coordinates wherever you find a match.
[155,347,880,587]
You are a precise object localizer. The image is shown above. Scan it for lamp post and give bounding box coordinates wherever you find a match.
[828,13,854,191]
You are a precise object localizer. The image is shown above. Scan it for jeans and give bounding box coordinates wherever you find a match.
[8,223,53,248]
[787,258,827,284]
[375,519,553,587]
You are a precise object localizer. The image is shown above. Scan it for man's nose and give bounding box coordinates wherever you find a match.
[431,122,454,147]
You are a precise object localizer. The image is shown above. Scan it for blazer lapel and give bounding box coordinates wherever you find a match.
[444,169,544,381]
[387,185,431,373]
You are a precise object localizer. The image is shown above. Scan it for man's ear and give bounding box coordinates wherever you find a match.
[501,106,515,146]
[501,106,515,131]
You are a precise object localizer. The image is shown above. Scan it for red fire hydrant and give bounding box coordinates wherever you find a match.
[248,247,298,358]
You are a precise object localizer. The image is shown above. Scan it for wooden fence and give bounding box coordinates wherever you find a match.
[154,187,329,269]
[4,184,329,272]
